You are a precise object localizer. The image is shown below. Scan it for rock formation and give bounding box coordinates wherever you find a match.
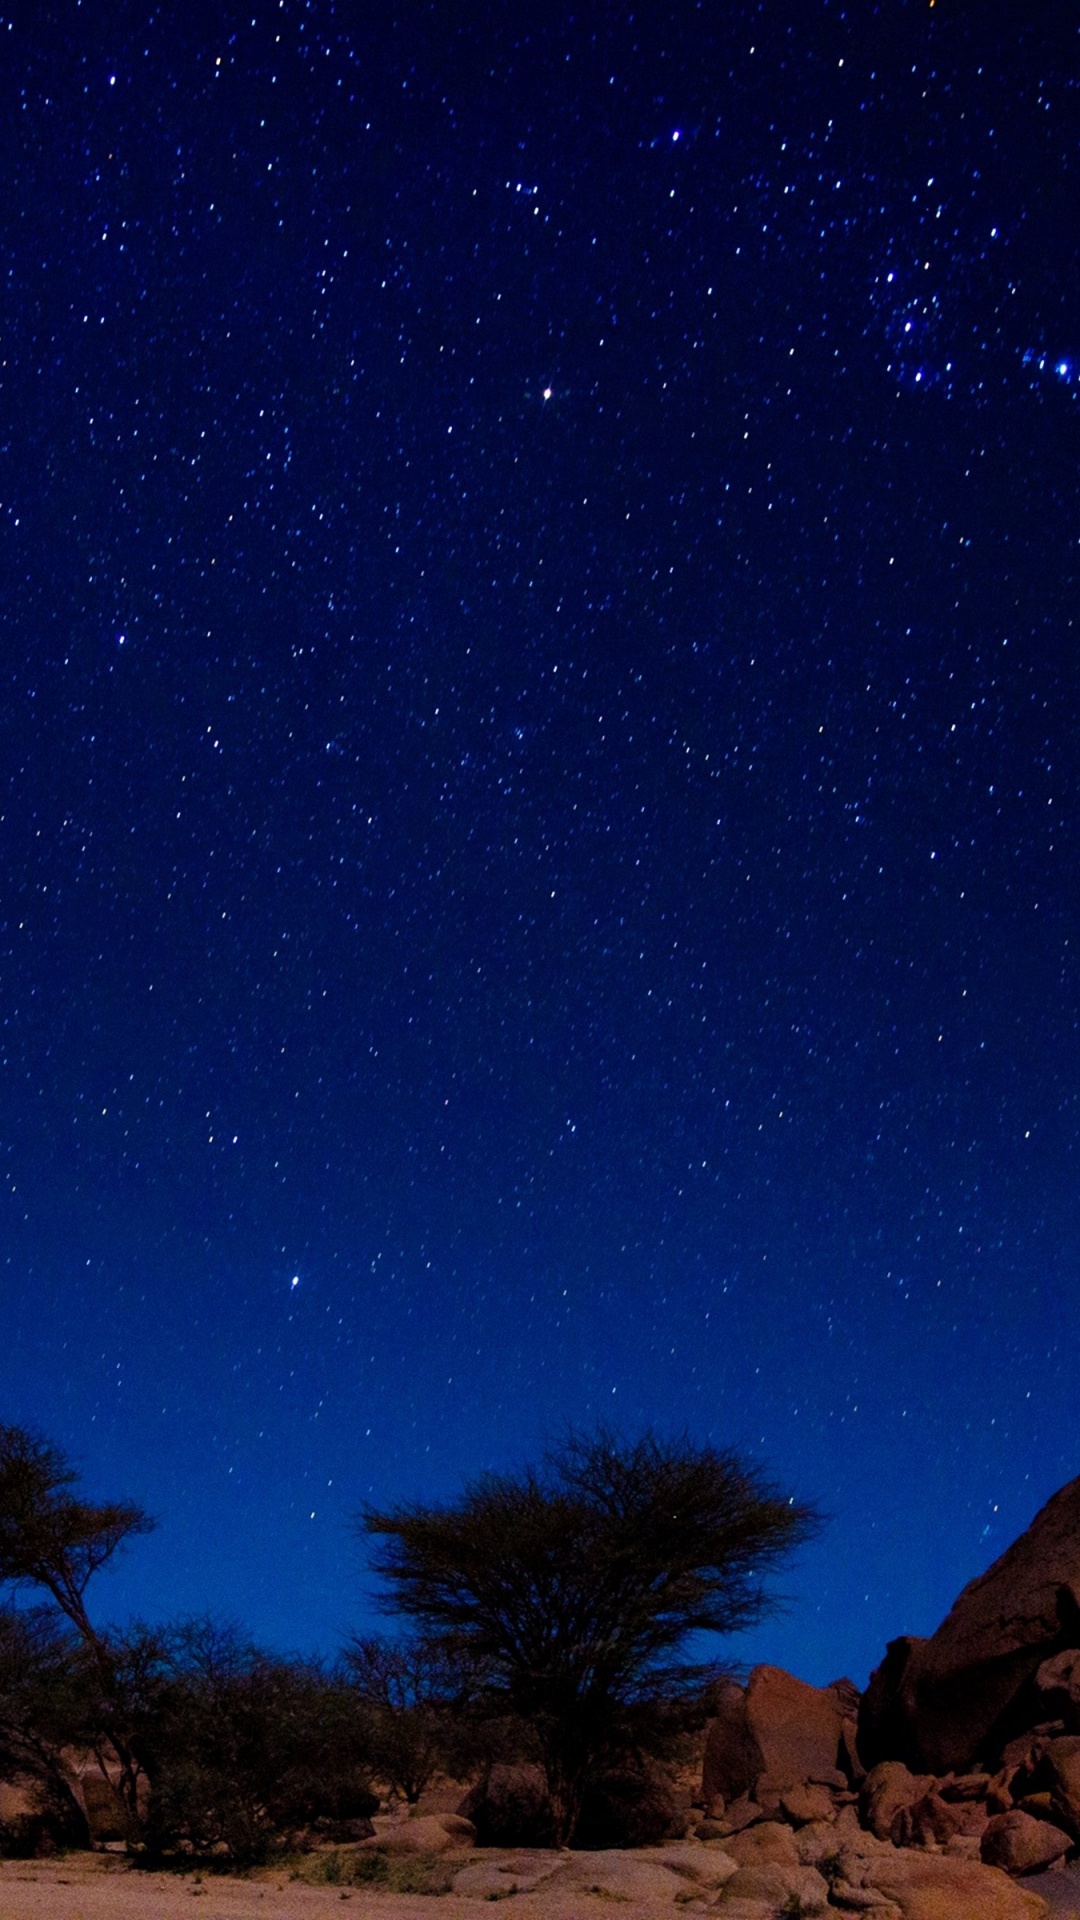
[860,1475,1080,1773]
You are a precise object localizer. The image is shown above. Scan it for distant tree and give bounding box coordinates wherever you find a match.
[0,1424,154,1824]
[344,1633,466,1803]
[362,1427,819,1845]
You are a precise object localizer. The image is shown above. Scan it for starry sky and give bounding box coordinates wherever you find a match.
[2,0,1079,1691]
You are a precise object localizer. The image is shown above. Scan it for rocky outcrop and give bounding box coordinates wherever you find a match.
[860,1476,1080,1774]
[700,1658,1069,1906]
[702,1664,858,1810]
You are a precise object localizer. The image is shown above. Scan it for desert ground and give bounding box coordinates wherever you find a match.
[4,1848,1080,1920]
[0,1846,736,1920]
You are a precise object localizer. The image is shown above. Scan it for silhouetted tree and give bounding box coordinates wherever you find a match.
[363,1427,818,1845]
[0,1424,154,1823]
[344,1633,466,1803]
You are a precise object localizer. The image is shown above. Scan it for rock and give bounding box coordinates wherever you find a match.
[1035,1651,1080,1725]
[940,1772,992,1801]
[715,1860,831,1910]
[458,1764,553,1847]
[860,1762,937,1841]
[860,1478,1080,1774]
[560,1850,706,1902]
[780,1781,839,1825]
[703,1679,769,1807]
[452,1861,558,1897]
[890,1789,973,1849]
[371,1811,473,1853]
[1021,1736,1080,1840]
[851,1849,1052,1919]
[982,1810,1073,1874]
[828,1891,904,1917]
[649,1840,739,1888]
[702,1664,860,1809]
[694,1818,728,1839]
[439,1813,478,1841]
[722,1819,799,1866]
[716,1793,770,1834]
[888,1788,988,1851]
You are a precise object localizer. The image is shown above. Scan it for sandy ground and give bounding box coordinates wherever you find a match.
[0,1850,710,1920]
[7,1847,1080,1920]
[1027,1862,1080,1918]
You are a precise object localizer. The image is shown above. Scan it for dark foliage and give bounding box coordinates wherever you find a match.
[343,1633,466,1803]
[363,1426,818,1843]
[0,1426,153,1645]
[573,1766,682,1849]
[0,1424,154,1822]
[0,1606,95,1854]
[458,1763,555,1848]
[141,1619,377,1864]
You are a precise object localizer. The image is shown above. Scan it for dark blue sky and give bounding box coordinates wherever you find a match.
[2,0,1079,1688]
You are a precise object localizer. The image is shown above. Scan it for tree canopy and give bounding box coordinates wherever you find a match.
[362,1426,818,1842]
[0,1424,153,1645]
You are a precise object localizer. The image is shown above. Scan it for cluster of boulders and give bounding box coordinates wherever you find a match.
[690,1475,1080,1916]
[692,1668,1051,1915]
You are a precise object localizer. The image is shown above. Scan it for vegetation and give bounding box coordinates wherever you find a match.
[363,1426,818,1844]
[138,1619,377,1864]
[0,1424,154,1828]
[343,1633,467,1804]
[0,1418,816,1859]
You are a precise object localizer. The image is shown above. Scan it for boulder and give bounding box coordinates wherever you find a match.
[780,1780,838,1825]
[860,1478,1080,1774]
[649,1840,738,1888]
[860,1762,937,1841]
[981,1809,1072,1875]
[560,1850,708,1902]
[890,1789,976,1850]
[702,1664,859,1810]
[722,1819,799,1866]
[852,1850,1051,1919]
[1034,1650,1080,1726]
[703,1678,767,1807]
[715,1859,831,1910]
[714,1793,770,1834]
[369,1811,474,1853]
[1020,1736,1080,1840]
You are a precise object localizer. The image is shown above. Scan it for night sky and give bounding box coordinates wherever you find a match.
[2,0,1079,1692]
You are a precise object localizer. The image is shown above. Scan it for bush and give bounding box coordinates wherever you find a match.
[140,1620,377,1864]
[458,1764,555,1847]
[573,1767,682,1849]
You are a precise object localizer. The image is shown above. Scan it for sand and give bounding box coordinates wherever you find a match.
[0,1849,716,1920]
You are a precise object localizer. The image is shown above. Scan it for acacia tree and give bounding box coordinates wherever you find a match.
[0,1424,154,1823]
[362,1427,819,1845]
